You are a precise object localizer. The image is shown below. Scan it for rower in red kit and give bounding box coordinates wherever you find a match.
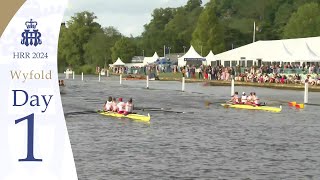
[111,97,118,112]
[123,98,134,115]
[103,96,113,111]
[117,98,125,114]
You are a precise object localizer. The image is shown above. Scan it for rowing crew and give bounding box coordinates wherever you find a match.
[103,97,134,115]
[231,92,260,105]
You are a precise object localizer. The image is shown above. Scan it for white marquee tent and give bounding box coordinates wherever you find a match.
[214,36,320,67]
[112,57,125,66]
[306,37,320,55]
[255,41,295,62]
[178,45,205,67]
[205,50,216,65]
[282,38,320,62]
[143,52,159,65]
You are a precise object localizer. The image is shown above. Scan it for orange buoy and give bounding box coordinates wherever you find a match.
[295,103,304,109]
[288,101,297,106]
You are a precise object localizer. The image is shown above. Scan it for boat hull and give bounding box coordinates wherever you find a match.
[221,104,282,112]
[98,111,151,122]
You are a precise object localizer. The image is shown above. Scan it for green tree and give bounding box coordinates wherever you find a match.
[83,33,109,67]
[59,11,102,67]
[164,5,202,53]
[103,26,122,38]
[102,26,123,65]
[191,1,225,55]
[141,8,176,56]
[283,2,320,38]
[58,24,68,72]
[186,0,202,11]
[111,37,137,63]
[273,3,295,36]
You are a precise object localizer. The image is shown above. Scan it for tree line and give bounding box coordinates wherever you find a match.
[58,0,320,73]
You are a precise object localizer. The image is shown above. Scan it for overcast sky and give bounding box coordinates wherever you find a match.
[63,0,210,37]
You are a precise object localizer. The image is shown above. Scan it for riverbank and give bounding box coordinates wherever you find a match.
[119,73,320,92]
[162,77,320,92]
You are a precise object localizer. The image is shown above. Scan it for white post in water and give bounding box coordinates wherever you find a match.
[182,77,185,92]
[146,75,149,89]
[304,81,309,104]
[120,74,122,85]
[107,70,109,77]
[72,71,75,80]
[98,73,101,82]
[81,72,83,81]
[66,72,69,79]
[231,78,235,96]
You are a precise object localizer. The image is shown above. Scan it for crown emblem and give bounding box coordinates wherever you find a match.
[21,18,42,47]
[25,19,38,29]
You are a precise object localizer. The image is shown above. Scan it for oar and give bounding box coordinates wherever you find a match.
[304,103,320,107]
[264,98,289,104]
[161,110,194,114]
[64,110,98,116]
[136,108,193,114]
[134,107,171,111]
[205,100,234,107]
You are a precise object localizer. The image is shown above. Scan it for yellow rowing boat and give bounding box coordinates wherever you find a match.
[98,111,151,123]
[221,104,282,113]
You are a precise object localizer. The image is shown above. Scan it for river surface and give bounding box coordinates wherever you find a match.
[60,74,320,180]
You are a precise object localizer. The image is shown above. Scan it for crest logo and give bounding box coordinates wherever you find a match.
[21,19,42,47]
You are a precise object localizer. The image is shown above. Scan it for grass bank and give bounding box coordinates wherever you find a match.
[157,73,320,92]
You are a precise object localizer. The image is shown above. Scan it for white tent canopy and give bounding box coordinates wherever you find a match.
[143,52,159,65]
[214,37,320,66]
[215,42,259,60]
[306,37,320,56]
[112,57,125,66]
[255,41,295,62]
[178,45,205,67]
[205,50,216,65]
[282,38,320,62]
[215,41,294,61]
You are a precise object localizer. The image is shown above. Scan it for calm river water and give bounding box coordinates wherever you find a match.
[60,74,320,180]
